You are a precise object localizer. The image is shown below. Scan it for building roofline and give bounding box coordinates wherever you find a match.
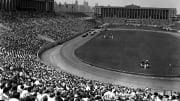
[96,5,176,10]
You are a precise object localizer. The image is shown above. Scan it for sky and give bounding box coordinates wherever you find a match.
[55,0,180,14]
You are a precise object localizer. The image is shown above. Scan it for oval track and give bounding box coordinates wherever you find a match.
[40,29,180,91]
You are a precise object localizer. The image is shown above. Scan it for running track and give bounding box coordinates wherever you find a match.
[40,29,180,92]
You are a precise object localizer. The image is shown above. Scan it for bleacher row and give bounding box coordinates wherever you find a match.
[0,12,179,101]
[102,18,171,26]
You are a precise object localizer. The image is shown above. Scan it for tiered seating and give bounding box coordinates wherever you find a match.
[0,12,179,101]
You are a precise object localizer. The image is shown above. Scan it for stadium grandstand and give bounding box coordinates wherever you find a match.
[0,0,54,12]
[0,0,180,101]
[94,4,177,25]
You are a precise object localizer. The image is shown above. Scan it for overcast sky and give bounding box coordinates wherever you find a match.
[55,0,180,14]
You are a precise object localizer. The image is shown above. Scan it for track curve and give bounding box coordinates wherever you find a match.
[40,29,180,92]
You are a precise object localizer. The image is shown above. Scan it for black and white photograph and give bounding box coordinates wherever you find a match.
[0,0,180,101]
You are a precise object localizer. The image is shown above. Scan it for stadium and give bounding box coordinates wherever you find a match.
[1,0,180,101]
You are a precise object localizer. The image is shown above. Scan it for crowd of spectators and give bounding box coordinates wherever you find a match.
[0,11,180,101]
[103,18,126,25]
[102,18,171,27]
[0,12,96,56]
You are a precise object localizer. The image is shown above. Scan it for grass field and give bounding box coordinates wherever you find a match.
[75,30,180,77]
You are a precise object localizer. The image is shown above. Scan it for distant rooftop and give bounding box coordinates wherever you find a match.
[97,4,176,10]
[125,4,140,8]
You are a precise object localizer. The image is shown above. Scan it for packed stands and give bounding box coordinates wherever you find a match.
[102,18,171,26]
[0,11,180,101]
[170,21,180,30]
[66,12,89,18]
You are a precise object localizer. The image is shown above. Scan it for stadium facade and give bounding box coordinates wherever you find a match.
[94,4,177,25]
[0,0,54,12]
